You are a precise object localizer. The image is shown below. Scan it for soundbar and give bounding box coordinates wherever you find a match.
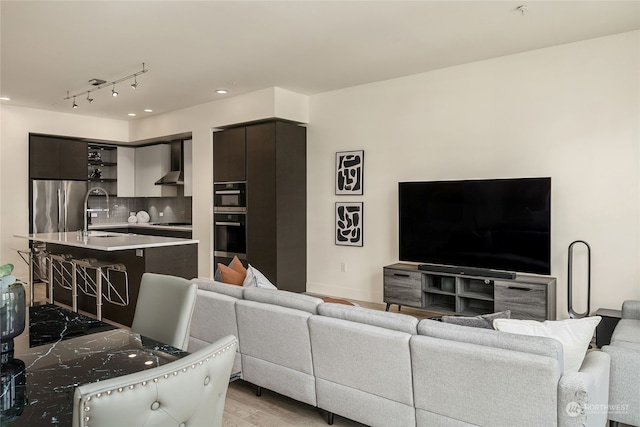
[418,263,516,280]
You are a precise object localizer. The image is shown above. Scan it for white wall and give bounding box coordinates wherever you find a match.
[0,105,129,280]
[307,31,640,317]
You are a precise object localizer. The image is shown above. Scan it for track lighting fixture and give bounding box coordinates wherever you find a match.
[64,63,147,108]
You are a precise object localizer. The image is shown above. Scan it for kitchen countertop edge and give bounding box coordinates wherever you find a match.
[16,232,199,252]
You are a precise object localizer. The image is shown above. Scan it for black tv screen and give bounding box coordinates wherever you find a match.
[399,177,551,275]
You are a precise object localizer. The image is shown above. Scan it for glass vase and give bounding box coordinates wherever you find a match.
[0,283,26,354]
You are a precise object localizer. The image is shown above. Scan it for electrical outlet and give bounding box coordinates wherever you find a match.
[340,262,347,273]
[91,213,98,218]
[159,212,164,217]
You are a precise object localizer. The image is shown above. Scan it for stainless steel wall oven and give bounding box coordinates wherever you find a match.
[214,181,247,261]
[213,213,247,259]
[213,182,246,212]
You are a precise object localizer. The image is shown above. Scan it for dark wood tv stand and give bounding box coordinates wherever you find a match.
[383,263,556,320]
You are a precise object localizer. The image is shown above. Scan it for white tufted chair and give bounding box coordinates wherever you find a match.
[72,334,237,427]
[131,273,198,351]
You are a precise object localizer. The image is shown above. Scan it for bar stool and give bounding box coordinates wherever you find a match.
[48,253,74,305]
[72,259,129,321]
[15,245,49,306]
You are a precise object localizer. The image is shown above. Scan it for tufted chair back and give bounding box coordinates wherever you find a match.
[72,334,237,427]
[131,273,198,351]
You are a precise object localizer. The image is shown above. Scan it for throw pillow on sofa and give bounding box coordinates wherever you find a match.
[214,256,246,284]
[242,264,277,289]
[493,316,602,372]
[441,310,511,329]
[217,263,245,286]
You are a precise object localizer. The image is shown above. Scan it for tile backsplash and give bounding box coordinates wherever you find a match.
[88,196,192,225]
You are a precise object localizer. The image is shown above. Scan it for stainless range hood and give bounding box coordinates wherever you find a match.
[155,140,184,186]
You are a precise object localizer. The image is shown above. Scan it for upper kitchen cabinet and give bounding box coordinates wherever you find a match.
[183,139,193,197]
[213,127,246,182]
[135,144,177,197]
[29,134,87,180]
[246,120,306,293]
[117,146,136,197]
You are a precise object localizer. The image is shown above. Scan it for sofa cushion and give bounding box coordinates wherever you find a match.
[441,310,511,329]
[493,316,601,372]
[610,318,640,345]
[318,303,418,334]
[417,319,564,372]
[242,287,322,314]
[191,278,245,299]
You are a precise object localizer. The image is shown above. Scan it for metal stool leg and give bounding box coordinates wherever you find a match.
[48,255,54,304]
[71,262,78,312]
[95,266,103,321]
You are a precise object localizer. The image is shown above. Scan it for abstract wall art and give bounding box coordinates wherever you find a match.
[335,150,364,195]
[335,202,363,246]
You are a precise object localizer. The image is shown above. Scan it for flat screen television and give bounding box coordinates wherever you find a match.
[398,177,551,276]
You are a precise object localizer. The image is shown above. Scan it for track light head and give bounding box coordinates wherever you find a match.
[131,76,138,89]
[112,84,118,97]
[72,96,78,109]
[86,93,94,104]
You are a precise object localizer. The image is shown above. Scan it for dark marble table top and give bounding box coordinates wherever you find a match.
[1,304,188,426]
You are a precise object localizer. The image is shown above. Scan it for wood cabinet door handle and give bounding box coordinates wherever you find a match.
[393,273,410,277]
[507,286,532,291]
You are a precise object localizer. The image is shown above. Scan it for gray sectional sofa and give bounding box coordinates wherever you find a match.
[189,278,611,427]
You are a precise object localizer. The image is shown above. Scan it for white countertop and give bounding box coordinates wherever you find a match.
[17,231,198,251]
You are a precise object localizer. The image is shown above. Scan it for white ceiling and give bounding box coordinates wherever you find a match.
[1,1,638,121]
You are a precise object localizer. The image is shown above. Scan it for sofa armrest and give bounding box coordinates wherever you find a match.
[622,300,640,320]
[557,351,610,427]
[602,342,640,425]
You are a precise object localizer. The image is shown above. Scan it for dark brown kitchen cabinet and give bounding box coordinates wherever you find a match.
[246,121,306,293]
[30,134,87,180]
[213,127,246,182]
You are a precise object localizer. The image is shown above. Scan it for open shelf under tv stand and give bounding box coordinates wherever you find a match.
[383,263,556,320]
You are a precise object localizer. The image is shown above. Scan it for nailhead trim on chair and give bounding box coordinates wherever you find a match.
[79,342,236,426]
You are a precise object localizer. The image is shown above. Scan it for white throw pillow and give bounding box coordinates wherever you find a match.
[242,265,277,289]
[493,316,601,372]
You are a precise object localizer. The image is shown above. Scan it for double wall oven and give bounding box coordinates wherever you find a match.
[214,182,247,262]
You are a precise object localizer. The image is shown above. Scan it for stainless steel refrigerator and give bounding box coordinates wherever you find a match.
[31,180,87,233]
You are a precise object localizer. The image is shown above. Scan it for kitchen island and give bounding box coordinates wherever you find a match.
[17,231,198,327]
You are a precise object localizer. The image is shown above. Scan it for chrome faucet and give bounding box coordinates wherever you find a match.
[83,187,110,235]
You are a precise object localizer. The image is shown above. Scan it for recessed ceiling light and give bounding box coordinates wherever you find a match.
[0,96,11,101]
[144,109,153,113]
[216,89,228,94]
[128,113,136,117]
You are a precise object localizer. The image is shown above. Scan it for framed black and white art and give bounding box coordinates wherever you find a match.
[335,202,363,247]
[335,150,364,195]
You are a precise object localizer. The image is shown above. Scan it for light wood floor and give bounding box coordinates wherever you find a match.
[224,380,366,427]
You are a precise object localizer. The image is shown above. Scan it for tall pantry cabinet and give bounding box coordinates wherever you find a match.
[214,120,306,293]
